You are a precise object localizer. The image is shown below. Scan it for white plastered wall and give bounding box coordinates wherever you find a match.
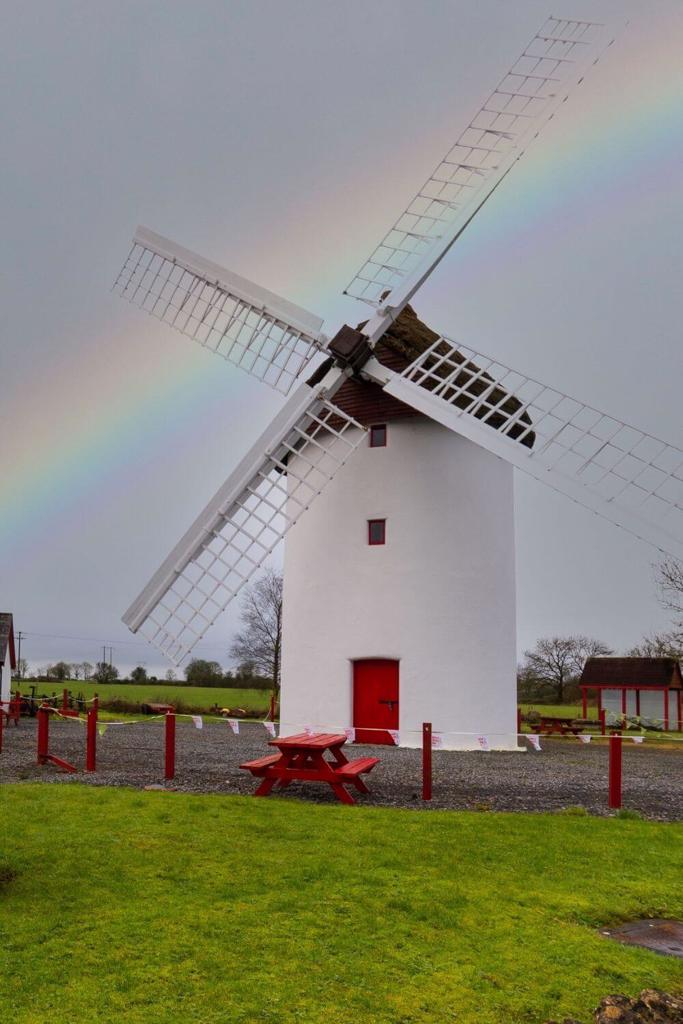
[280,417,519,750]
[1,661,11,706]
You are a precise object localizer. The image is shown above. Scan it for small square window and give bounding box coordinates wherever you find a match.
[369,424,387,448]
[368,519,386,545]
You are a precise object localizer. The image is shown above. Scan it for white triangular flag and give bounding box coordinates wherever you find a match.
[577,734,591,744]
[388,729,400,745]
[344,727,356,742]
[263,721,276,737]
[477,735,490,751]
[97,723,108,737]
[431,733,443,749]
[631,736,644,744]
[227,718,239,735]
[526,733,541,752]
[192,715,203,730]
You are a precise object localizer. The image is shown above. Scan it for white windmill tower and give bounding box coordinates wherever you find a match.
[114,16,683,750]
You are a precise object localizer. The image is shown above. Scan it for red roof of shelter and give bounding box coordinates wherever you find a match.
[580,657,682,689]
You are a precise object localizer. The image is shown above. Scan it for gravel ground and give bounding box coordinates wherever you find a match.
[1,720,681,820]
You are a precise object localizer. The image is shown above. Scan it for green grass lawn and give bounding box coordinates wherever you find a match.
[1,786,681,1024]
[19,680,270,714]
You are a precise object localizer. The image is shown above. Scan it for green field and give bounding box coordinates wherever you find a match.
[21,680,270,714]
[1,785,681,1024]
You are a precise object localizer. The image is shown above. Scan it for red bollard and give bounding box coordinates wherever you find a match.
[86,707,97,772]
[37,704,50,764]
[164,710,176,781]
[62,688,69,713]
[608,734,623,810]
[422,722,432,801]
[517,707,522,734]
[0,703,4,753]
[599,709,606,736]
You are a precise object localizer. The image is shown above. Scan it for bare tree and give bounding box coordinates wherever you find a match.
[92,661,119,684]
[230,569,283,703]
[165,669,177,682]
[15,657,29,680]
[522,635,613,703]
[656,557,683,645]
[627,632,682,659]
[80,661,94,680]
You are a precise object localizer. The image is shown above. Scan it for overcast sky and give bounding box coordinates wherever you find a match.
[1,0,681,678]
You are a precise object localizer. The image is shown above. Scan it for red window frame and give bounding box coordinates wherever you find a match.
[369,424,387,448]
[368,519,386,545]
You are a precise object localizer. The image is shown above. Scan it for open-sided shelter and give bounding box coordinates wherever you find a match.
[580,657,682,731]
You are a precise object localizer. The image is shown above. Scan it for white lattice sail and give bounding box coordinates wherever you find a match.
[345,16,613,306]
[123,374,365,664]
[114,227,326,394]
[372,336,683,559]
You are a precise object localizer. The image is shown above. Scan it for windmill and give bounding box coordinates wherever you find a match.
[113,16,682,749]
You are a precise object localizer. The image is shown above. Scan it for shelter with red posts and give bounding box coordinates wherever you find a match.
[580,657,682,731]
[0,613,17,706]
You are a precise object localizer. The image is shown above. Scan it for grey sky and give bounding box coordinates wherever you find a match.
[1,0,681,677]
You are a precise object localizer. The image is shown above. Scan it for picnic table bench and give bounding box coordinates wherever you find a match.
[240,732,379,805]
[536,716,592,736]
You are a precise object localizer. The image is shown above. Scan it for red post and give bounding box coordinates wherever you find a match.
[517,707,522,734]
[62,688,68,713]
[581,687,587,719]
[86,706,97,772]
[12,690,21,725]
[599,708,606,736]
[422,722,432,801]
[164,709,176,781]
[0,703,4,753]
[608,733,622,810]
[37,704,49,764]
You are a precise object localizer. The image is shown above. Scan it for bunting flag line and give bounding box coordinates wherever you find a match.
[263,721,276,738]
[388,730,400,746]
[344,727,356,742]
[577,734,592,744]
[227,719,239,735]
[191,716,203,730]
[431,733,443,749]
[526,733,541,752]
[477,736,490,752]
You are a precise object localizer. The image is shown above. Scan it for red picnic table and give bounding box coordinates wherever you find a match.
[240,732,379,805]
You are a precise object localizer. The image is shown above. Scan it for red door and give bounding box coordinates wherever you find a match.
[353,659,399,745]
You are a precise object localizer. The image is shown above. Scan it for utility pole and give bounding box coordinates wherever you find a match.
[16,630,24,674]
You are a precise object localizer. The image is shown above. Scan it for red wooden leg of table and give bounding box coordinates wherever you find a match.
[352,777,370,794]
[254,776,278,797]
[330,783,356,805]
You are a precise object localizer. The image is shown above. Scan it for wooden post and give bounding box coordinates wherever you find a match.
[581,687,587,718]
[608,733,622,810]
[37,704,49,764]
[517,707,522,734]
[86,704,97,772]
[165,709,176,781]
[599,708,606,735]
[422,722,432,801]
[62,688,69,713]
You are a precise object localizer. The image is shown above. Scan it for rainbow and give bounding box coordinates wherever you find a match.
[2,16,681,562]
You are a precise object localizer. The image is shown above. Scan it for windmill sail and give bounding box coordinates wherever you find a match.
[114,227,326,394]
[365,335,683,560]
[345,16,615,310]
[123,368,364,664]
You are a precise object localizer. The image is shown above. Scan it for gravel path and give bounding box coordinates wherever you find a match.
[1,720,681,820]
